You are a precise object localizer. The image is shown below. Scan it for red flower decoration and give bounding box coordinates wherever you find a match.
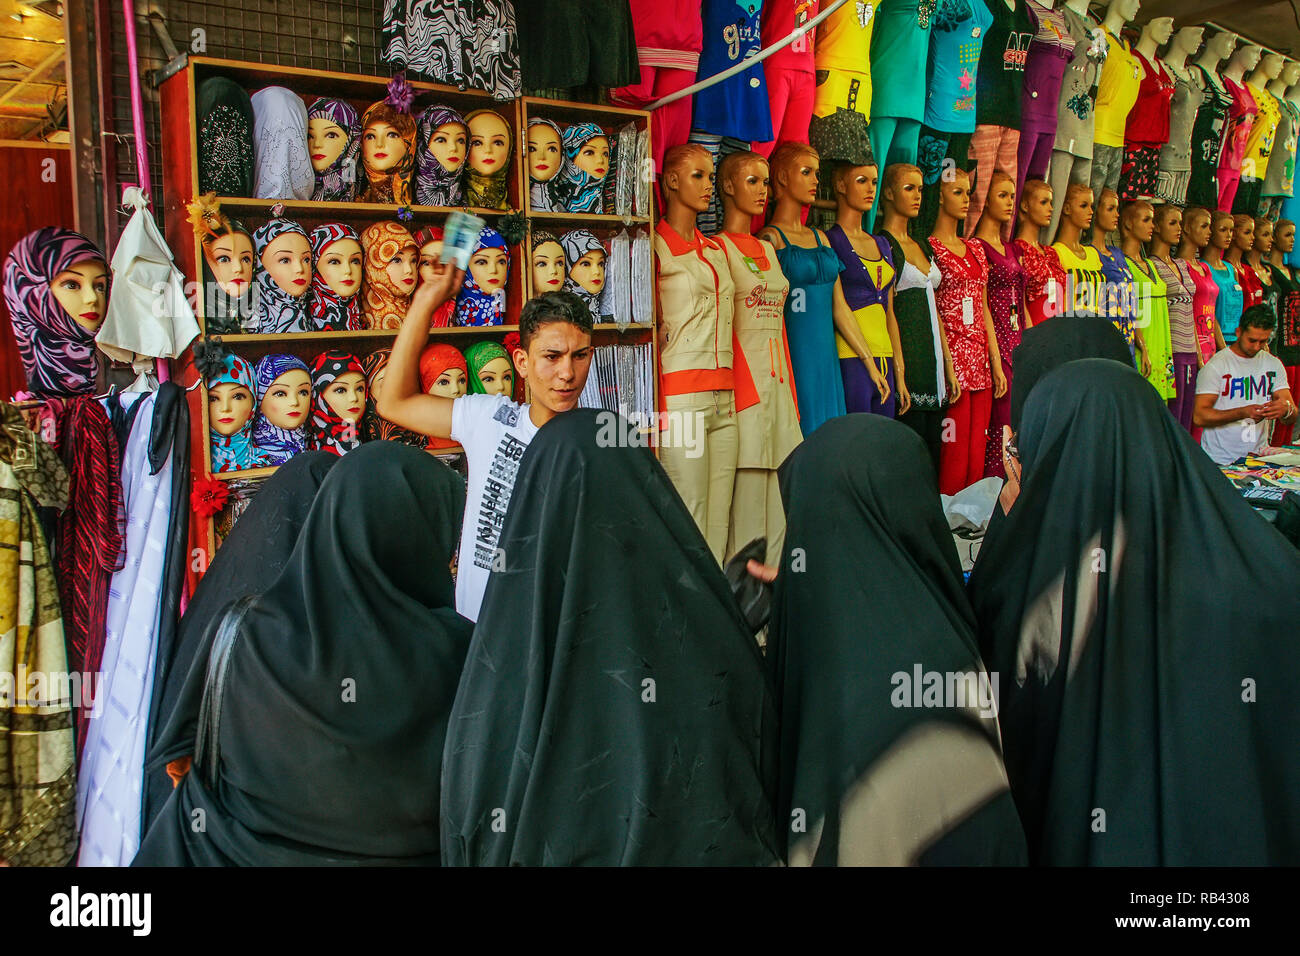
[191,474,230,517]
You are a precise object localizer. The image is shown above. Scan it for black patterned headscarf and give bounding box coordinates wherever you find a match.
[197,77,255,197]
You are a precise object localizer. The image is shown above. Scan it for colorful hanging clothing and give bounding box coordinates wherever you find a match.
[415,104,467,207]
[309,350,367,457]
[358,101,417,206]
[207,352,269,473]
[360,221,418,330]
[251,353,311,465]
[456,226,510,326]
[382,0,521,100]
[3,227,107,397]
[252,218,312,333]
[307,98,361,202]
[309,222,365,331]
[49,396,124,726]
[0,404,77,867]
[76,390,175,867]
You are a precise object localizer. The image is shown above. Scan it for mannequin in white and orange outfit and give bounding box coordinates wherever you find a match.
[655,143,738,563]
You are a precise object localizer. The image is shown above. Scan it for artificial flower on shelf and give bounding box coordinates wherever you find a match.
[191,473,230,517]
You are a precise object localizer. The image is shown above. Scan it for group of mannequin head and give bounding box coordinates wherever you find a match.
[527,118,612,212]
[299,95,512,207]
[209,340,515,445]
[196,208,509,327]
[529,230,607,300]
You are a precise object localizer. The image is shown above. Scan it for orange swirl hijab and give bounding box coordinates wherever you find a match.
[360,221,417,329]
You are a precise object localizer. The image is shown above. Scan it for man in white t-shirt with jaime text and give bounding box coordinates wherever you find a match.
[1194,305,1296,465]
[380,277,595,621]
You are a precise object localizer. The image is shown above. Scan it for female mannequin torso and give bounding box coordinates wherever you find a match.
[1120,200,1171,392]
[1014,179,1067,325]
[716,150,802,566]
[1176,207,1221,362]
[1203,210,1241,346]
[1052,182,1106,317]
[876,163,955,474]
[759,142,888,436]
[1089,187,1140,361]
[1148,204,1202,430]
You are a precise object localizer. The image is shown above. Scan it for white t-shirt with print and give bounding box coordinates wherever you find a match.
[450,393,539,621]
[1195,346,1287,465]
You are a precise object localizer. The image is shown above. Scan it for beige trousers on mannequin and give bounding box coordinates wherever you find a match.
[659,389,738,564]
[727,468,785,567]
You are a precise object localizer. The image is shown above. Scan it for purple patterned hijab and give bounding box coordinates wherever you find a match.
[415,105,467,207]
[3,227,107,396]
[307,98,362,202]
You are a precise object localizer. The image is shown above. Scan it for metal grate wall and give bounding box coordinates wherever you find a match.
[108,0,385,230]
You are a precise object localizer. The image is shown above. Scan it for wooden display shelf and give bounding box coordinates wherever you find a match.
[528,210,651,226]
[216,325,521,344]
[211,445,466,482]
[160,55,657,582]
[213,197,513,219]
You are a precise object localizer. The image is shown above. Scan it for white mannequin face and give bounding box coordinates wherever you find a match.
[1145,17,1173,46]
[418,239,443,284]
[1155,208,1182,248]
[468,112,510,176]
[571,249,606,295]
[50,258,109,333]
[1283,62,1300,87]
[721,158,770,219]
[1275,222,1296,255]
[531,240,565,291]
[469,246,508,293]
[1112,0,1140,23]
[1094,192,1120,234]
[428,366,467,398]
[385,246,418,293]
[835,164,878,214]
[1065,188,1095,231]
[476,356,513,396]
[573,135,610,179]
[984,177,1015,225]
[323,371,366,423]
[308,118,348,172]
[209,382,254,436]
[363,121,407,172]
[262,232,312,296]
[1172,27,1204,58]
[1209,32,1238,63]
[1124,205,1155,244]
[527,123,562,182]
[884,169,923,219]
[316,238,363,297]
[1261,53,1285,80]
[206,232,254,297]
[665,152,716,213]
[776,153,818,206]
[1233,45,1263,73]
[1020,185,1053,229]
[428,122,467,172]
[938,173,971,221]
[260,369,311,430]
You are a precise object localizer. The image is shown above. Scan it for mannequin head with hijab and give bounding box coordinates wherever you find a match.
[527,119,562,183]
[464,340,515,396]
[420,342,469,398]
[557,122,610,213]
[718,150,770,234]
[360,221,418,330]
[415,105,467,207]
[189,197,255,299]
[359,101,416,205]
[307,98,361,202]
[252,353,311,464]
[208,352,267,472]
[465,109,513,210]
[530,230,566,294]
[560,229,606,308]
[455,226,510,326]
[258,222,312,297]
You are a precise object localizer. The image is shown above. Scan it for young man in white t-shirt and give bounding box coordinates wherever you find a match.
[1194,305,1297,465]
[379,278,595,621]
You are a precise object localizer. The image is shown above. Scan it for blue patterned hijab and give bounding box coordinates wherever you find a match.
[454,227,509,327]
[208,353,268,472]
[251,353,311,465]
[556,122,607,214]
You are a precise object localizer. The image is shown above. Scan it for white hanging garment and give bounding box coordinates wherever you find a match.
[96,186,201,367]
[251,86,314,200]
[76,391,173,866]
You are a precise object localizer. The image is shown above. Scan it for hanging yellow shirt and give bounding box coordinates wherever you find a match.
[1242,84,1282,184]
[1093,29,1142,148]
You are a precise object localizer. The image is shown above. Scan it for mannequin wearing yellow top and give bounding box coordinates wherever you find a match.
[1052,182,1105,316]
[1089,0,1142,200]
[1236,52,1286,214]
[655,143,738,564]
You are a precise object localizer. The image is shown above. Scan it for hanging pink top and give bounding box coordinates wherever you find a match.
[1221,78,1258,177]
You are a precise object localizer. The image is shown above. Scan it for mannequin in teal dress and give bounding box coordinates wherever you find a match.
[760,143,889,436]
